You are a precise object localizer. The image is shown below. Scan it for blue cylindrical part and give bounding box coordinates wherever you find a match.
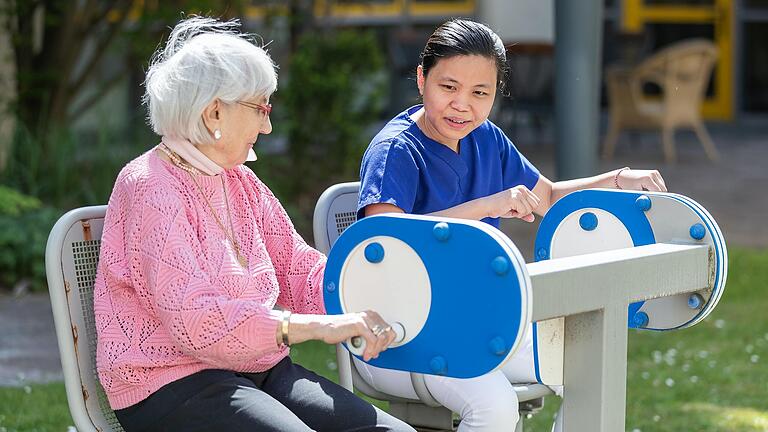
[491,256,510,276]
[364,242,385,263]
[633,311,650,328]
[579,212,598,231]
[488,337,507,356]
[433,222,451,242]
[689,223,706,240]
[325,282,336,292]
[688,293,705,309]
[536,247,549,260]
[635,195,652,212]
[430,356,447,375]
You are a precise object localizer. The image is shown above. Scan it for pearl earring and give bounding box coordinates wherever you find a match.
[214,129,222,140]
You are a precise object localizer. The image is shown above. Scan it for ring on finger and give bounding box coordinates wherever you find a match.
[371,324,384,336]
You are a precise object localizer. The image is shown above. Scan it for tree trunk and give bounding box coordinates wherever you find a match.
[0,0,17,172]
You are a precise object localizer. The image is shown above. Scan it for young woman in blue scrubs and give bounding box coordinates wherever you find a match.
[357,19,668,432]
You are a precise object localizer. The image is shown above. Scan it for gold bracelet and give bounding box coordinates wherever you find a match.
[280,310,292,346]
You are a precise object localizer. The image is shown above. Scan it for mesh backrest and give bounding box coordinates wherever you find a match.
[334,211,357,237]
[322,186,360,251]
[50,209,125,432]
[71,238,125,431]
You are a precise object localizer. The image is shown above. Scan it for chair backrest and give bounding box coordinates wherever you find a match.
[637,39,718,117]
[312,181,361,255]
[45,206,124,432]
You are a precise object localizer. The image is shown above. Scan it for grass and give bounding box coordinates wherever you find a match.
[525,248,768,432]
[1,248,766,432]
[0,382,72,432]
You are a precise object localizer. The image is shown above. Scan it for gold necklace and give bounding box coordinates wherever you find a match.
[158,144,248,268]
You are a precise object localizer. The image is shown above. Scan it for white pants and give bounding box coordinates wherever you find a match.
[355,326,562,432]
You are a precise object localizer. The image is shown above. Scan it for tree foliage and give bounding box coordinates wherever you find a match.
[281,28,386,196]
[4,0,246,139]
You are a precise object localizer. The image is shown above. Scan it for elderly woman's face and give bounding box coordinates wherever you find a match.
[417,55,497,147]
[202,96,272,169]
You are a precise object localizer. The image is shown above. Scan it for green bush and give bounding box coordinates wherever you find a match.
[1,122,149,210]
[0,185,61,292]
[0,122,144,293]
[0,184,41,216]
[269,28,386,237]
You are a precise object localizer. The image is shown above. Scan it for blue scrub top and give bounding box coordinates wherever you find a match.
[358,105,541,228]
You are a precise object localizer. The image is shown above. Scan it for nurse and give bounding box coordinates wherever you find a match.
[357,18,667,432]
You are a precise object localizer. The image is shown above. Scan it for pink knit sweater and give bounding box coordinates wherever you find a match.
[94,149,326,409]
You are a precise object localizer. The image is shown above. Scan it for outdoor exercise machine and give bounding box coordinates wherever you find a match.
[323,189,726,431]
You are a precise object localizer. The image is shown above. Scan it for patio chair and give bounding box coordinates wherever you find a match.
[312,181,553,432]
[602,38,721,164]
[45,205,123,432]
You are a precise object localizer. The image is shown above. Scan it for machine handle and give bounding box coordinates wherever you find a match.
[348,322,406,357]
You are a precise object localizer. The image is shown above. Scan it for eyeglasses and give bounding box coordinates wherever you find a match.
[237,101,272,117]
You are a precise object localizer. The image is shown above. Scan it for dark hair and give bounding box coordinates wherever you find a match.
[420,19,508,94]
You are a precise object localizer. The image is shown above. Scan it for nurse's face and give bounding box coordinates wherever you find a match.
[417,55,497,148]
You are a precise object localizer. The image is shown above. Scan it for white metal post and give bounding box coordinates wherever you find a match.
[528,243,712,431]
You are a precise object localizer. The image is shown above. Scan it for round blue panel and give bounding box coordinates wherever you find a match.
[324,215,528,379]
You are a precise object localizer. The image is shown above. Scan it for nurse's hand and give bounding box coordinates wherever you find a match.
[484,185,541,222]
[616,169,667,192]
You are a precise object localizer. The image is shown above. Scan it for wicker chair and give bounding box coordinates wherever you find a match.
[602,39,721,163]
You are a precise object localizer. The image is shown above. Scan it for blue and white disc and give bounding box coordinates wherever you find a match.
[324,213,532,379]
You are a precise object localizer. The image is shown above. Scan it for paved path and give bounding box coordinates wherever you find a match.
[0,294,63,386]
[1,124,766,386]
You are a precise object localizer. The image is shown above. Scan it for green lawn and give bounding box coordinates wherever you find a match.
[1,248,766,432]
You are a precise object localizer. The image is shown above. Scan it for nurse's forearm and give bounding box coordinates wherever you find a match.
[428,197,490,221]
[550,168,624,204]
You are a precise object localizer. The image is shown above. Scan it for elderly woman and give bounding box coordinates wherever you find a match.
[93,17,413,432]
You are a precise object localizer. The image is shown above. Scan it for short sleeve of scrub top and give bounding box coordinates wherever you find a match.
[358,138,420,218]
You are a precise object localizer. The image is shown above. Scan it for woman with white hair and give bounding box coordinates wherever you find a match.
[93,17,413,432]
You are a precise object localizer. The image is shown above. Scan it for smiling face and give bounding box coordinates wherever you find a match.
[198,95,272,169]
[416,54,497,150]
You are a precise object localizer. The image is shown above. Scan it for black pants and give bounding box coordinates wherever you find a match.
[115,357,415,432]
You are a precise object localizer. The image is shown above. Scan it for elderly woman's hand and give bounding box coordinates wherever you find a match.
[289,311,398,361]
[617,169,668,192]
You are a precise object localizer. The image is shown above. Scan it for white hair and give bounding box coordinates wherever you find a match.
[143,17,277,145]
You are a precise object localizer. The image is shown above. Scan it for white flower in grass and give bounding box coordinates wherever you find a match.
[714,319,725,329]
[326,360,337,371]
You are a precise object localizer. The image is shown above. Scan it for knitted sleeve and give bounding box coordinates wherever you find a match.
[125,185,283,368]
[256,181,327,315]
